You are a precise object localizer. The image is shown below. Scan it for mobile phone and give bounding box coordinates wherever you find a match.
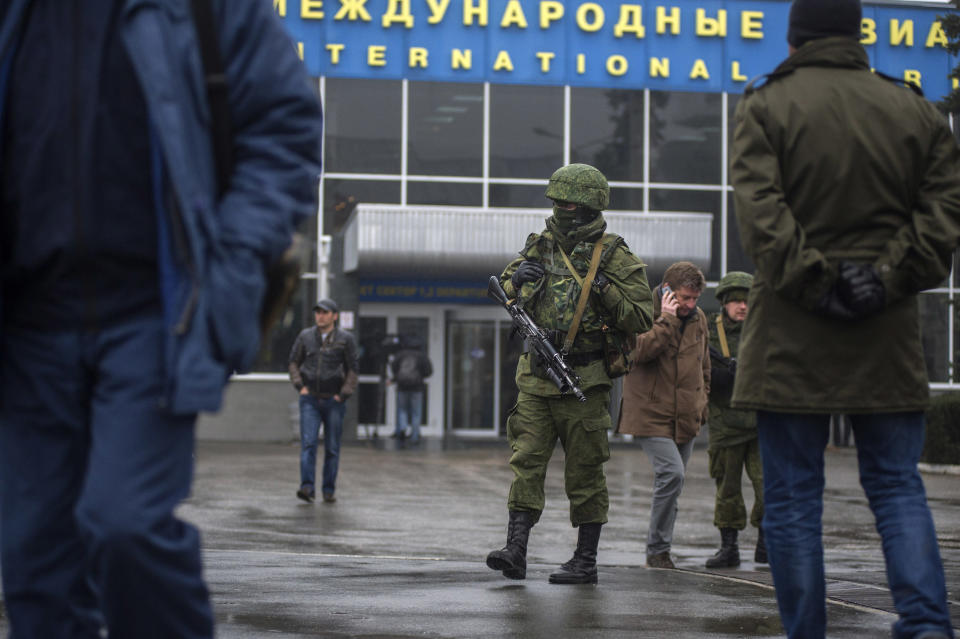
[662,284,672,295]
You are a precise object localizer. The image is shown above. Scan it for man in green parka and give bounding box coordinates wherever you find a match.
[730,0,959,637]
[485,163,653,585]
[705,272,765,569]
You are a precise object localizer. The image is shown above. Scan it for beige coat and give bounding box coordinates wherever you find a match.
[618,290,710,444]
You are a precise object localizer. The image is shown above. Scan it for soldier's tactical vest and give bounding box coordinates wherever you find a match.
[516,230,629,372]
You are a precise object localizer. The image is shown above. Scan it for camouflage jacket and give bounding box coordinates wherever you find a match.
[707,312,756,450]
[500,213,653,397]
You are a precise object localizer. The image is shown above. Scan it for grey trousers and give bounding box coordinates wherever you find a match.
[638,437,694,557]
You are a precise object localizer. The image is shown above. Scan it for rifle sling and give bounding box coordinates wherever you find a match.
[715,314,731,359]
[557,241,605,355]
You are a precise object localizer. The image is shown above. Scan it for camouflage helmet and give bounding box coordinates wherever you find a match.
[544,164,610,211]
[716,271,754,302]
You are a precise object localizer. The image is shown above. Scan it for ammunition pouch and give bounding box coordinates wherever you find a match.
[601,327,632,379]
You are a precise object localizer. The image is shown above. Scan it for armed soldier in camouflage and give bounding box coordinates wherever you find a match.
[704,272,765,569]
[485,163,653,585]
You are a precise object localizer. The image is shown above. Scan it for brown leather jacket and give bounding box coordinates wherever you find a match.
[618,289,710,445]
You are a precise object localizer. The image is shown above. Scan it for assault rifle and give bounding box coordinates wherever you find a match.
[488,276,587,402]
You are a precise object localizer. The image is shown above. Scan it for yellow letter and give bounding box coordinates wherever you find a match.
[368,45,387,66]
[326,43,345,64]
[452,48,472,69]
[740,11,762,39]
[501,0,528,28]
[302,0,324,19]
[607,55,628,76]
[904,69,922,87]
[540,1,564,28]
[335,0,372,21]
[577,3,605,33]
[860,18,876,45]
[536,51,556,72]
[650,57,670,78]
[577,53,586,74]
[296,42,304,59]
[274,0,286,17]
[464,0,488,26]
[696,9,727,37]
[657,7,680,35]
[614,5,645,39]
[954,77,959,90]
[493,50,514,71]
[382,0,414,27]
[426,0,450,24]
[889,19,913,47]
[689,59,709,80]
[731,60,747,82]
[409,47,428,68]
[927,22,948,49]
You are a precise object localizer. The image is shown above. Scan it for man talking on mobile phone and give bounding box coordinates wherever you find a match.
[617,261,710,569]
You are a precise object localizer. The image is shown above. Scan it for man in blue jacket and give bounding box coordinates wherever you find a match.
[0,1,323,637]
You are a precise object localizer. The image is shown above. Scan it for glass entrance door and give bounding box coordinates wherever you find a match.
[447,309,522,436]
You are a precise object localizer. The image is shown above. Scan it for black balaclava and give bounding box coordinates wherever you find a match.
[787,0,861,49]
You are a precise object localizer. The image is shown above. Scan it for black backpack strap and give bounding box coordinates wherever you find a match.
[190,0,233,197]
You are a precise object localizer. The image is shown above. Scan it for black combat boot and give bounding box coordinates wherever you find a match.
[548,523,602,584]
[705,528,740,568]
[486,510,536,579]
[754,527,768,564]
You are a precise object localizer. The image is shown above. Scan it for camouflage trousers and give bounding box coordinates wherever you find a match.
[708,438,763,530]
[506,389,611,526]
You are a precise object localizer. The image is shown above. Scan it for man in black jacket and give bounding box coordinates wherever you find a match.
[288,299,359,503]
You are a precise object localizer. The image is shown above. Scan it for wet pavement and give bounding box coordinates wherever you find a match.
[181,437,959,638]
[2,437,958,637]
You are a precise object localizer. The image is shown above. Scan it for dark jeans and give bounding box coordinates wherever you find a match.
[299,394,346,495]
[0,315,213,638]
[758,411,953,639]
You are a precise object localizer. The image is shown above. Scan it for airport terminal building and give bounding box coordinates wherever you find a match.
[201,0,960,441]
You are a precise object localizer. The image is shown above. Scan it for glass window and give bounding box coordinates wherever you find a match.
[650,189,721,280]
[408,82,483,176]
[408,181,482,206]
[490,84,564,179]
[490,183,549,208]
[920,293,950,383]
[448,321,496,430]
[324,78,401,174]
[323,179,400,236]
[253,279,318,373]
[608,186,645,211]
[650,91,722,185]
[571,88,645,182]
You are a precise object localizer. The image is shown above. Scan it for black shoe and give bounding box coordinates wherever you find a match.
[296,486,315,503]
[754,527,768,564]
[706,528,740,568]
[486,511,536,580]
[549,523,601,584]
[322,492,336,503]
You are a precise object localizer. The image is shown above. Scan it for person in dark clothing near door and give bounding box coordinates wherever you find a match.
[0,1,322,637]
[389,336,433,445]
[289,298,359,504]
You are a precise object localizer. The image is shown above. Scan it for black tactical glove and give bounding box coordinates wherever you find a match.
[593,272,611,293]
[837,261,885,318]
[816,261,886,321]
[511,260,544,290]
